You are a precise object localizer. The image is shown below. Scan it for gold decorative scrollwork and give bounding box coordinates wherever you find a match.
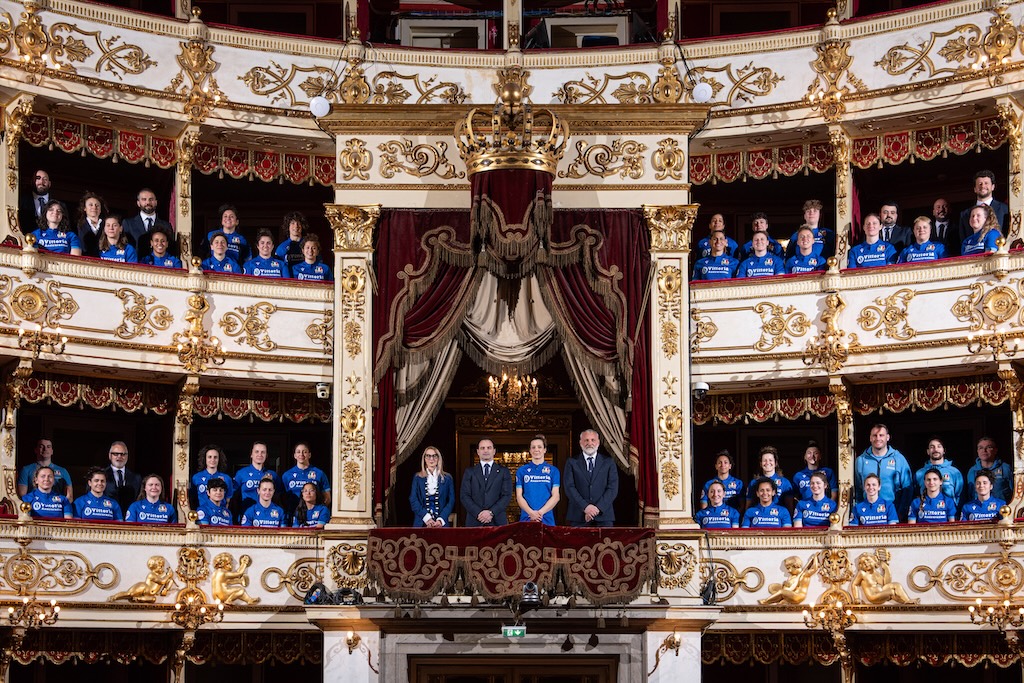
[831,380,853,469]
[701,558,764,602]
[370,71,468,105]
[326,205,380,252]
[0,275,13,323]
[657,405,683,499]
[340,405,367,500]
[807,29,866,123]
[10,281,78,326]
[874,5,1018,80]
[999,102,1023,203]
[952,283,986,330]
[344,321,362,361]
[174,546,211,606]
[326,543,368,589]
[755,302,811,352]
[115,288,173,339]
[644,204,698,253]
[690,308,718,354]
[554,71,661,105]
[558,139,647,180]
[684,62,784,105]
[657,266,682,359]
[218,302,277,352]
[261,557,324,599]
[856,288,916,340]
[242,62,346,106]
[4,96,34,193]
[652,138,685,181]
[910,550,1024,600]
[652,64,684,103]
[177,129,200,217]
[378,139,464,180]
[175,376,199,472]
[306,309,334,356]
[165,37,223,124]
[952,280,1024,330]
[339,139,371,181]
[803,292,860,373]
[657,542,697,590]
[829,128,850,218]
[0,542,117,596]
[341,265,366,320]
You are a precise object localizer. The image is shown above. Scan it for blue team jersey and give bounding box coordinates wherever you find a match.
[243,256,288,278]
[961,229,1000,255]
[696,235,739,260]
[197,501,233,526]
[18,463,72,495]
[699,475,744,505]
[275,239,303,268]
[293,504,331,527]
[282,466,331,499]
[292,261,333,282]
[143,254,183,268]
[737,236,784,262]
[786,253,826,274]
[967,459,1014,503]
[22,489,72,518]
[207,230,250,263]
[914,461,963,502]
[742,504,792,528]
[234,466,280,505]
[848,241,896,268]
[747,474,793,504]
[125,499,176,524]
[99,244,138,263]
[242,502,285,527]
[898,241,946,263]
[849,498,899,526]
[736,254,785,278]
[909,493,957,523]
[696,504,740,529]
[795,497,837,527]
[191,470,235,507]
[792,467,837,500]
[961,497,1005,522]
[692,254,737,281]
[515,461,561,526]
[31,228,80,253]
[73,493,123,521]
[786,227,834,258]
[202,255,241,273]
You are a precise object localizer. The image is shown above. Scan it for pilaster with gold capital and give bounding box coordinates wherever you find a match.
[503,0,522,52]
[997,97,1023,246]
[174,125,200,264]
[829,124,852,271]
[326,204,379,529]
[829,375,854,526]
[996,362,1024,515]
[1,359,34,514]
[645,203,697,527]
[1,95,35,244]
[174,374,200,523]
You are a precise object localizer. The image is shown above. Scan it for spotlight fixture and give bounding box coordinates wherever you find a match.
[309,95,331,118]
[521,582,542,608]
[560,634,574,652]
[691,81,713,103]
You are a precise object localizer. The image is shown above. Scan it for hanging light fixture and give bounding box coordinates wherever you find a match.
[486,372,539,427]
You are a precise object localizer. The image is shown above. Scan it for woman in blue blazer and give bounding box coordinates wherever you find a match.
[409,446,454,527]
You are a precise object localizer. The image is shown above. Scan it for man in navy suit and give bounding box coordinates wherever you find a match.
[563,429,618,527]
[460,438,512,527]
[931,198,961,257]
[103,440,142,514]
[879,201,911,253]
[958,170,1009,243]
[123,188,173,258]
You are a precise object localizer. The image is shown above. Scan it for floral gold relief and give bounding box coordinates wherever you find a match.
[306,309,334,356]
[10,281,78,326]
[116,288,173,339]
[340,404,367,500]
[219,302,277,352]
[684,62,784,106]
[327,205,379,252]
[652,138,685,181]
[4,97,34,192]
[554,71,666,105]
[326,543,367,589]
[657,405,683,499]
[644,204,697,253]
[952,280,1024,330]
[558,139,646,180]
[998,102,1023,203]
[910,550,1024,600]
[165,37,223,124]
[857,288,916,340]
[338,139,372,181]
[657,266,682,359]
[378,139,464,180]
[755,302,811,352]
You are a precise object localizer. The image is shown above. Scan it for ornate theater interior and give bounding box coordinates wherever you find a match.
[0,0,1023,681]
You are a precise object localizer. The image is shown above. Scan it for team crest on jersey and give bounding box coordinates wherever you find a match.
[876,245,885,252]
[542,466,550,474]
[988,502,997,510]
[271,510,279,518]
[876,503,885,512]
[937,500,946,508]
[770,508,779,516]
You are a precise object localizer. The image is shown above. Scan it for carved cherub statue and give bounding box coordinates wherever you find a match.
[111,556,178,602]
[851,551,917,605]
[759,554,819,605]
[211,553,260,605]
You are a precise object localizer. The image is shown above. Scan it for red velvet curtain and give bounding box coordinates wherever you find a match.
[471,169,552,275]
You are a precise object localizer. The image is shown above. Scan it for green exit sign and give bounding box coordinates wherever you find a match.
[502,625,527,638]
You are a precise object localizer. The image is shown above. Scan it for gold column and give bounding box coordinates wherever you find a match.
[645,204,698,528]
[998,362,1024,516]
[502,0,521,52]
[326,204,378,528]
[174,375,200,523]
[0,95,35,245]
[1,360,33,517]
[997,98,1022,246]
[174,125,200,264]
[829,125,852,272]
[830,376,854,527]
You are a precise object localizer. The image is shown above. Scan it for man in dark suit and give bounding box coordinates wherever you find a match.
[563,429,618,527]
[122,188,173,258]
[958,170,1009,243]
[879,201,911,253]
[460,438,512,527]
[931,197,960,257]
[19,169,56,232]
[103,440,142,513]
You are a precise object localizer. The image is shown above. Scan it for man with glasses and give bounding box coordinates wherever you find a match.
[17,438,73,499]
[104,441,142,512]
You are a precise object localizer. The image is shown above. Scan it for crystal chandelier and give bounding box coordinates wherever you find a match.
[486,373,539,426]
